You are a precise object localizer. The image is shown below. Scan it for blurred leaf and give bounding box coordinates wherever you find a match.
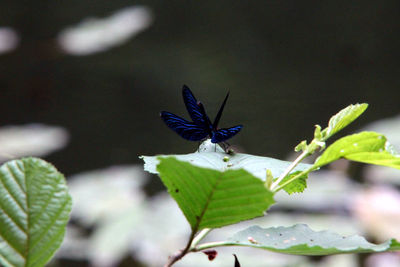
[57,6,153,56]
[224,224,400,255]
[156,157,275,230]
[88,206,143,267]
[63,165,147,267]
[352,186,400,242]
[0,158,72,267]
[278,171,308,194]
[315,131,400,169]
[68,165,145,226]
[322,103,368,139]
[141,140,311,181]
[0,124,69,163]
[275,170,359,211]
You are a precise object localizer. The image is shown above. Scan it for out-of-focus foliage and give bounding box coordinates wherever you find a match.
[2,1,400,174]
[352,186,400,241]
[1,2,399,265]
[59,161,400,266]
[57,6,152,55]
[0,124,69,163]
[59,165,148,267]
[0,27,19,54]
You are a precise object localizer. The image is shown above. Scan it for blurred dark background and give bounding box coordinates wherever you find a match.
[1,0,399,176]
[1,1,400,267]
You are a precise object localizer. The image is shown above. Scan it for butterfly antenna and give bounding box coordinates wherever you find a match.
[213,92,229,129]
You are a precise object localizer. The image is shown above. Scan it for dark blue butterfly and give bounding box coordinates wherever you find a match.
[160,85,243,143]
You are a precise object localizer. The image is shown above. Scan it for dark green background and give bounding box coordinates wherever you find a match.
[1,1,399,175]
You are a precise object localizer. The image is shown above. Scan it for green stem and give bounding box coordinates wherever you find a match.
[164,230,196,267]
[165,228,213,266]
[190,228,212,249]
[270,150,309,191]
[192,241,235,251]
[273,166,315,193]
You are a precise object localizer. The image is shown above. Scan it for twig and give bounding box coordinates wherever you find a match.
[164,231,196,267]
[191,228,212,248]
[270,150,309,191]
[164,228,212,266]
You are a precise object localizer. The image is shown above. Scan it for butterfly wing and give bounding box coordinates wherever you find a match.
[182,85,209,126]
[160,111,209,141]
[212,92,229,130]
[211,125,243,143]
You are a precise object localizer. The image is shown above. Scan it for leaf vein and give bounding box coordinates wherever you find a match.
[0,251,20,267]
[0,204,27,236]
[29,197,70,251]
[6,164,27,205]
[0,168,27,216]
[211,192,269,203]
[29,224,65,267]
[30,186,63,228]
[0,229,25,258]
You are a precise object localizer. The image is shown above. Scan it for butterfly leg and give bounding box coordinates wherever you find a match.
[219,142,225,152]
[218,142,228,152]
[222,141,235,154]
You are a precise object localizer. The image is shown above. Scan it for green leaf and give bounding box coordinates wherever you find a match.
[314,131,400,169]
[345,144,400,169]
[322,103,368,139]
[0,157,72,267]
[278,171,308,194]
[141,140,311,181]
[222,224,400,255]
[156,157,275,230]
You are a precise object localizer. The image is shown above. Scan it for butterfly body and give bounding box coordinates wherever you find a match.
[160,85,242,144]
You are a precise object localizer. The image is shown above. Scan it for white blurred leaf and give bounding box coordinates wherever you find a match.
[88,206,144,267]
[58,6,152,55]
[68,165,146,225]
[131,193,190,267]
[366,253,400,267]
[0,124,69,162]
[0,27,19,54]
[352,186,400,241]
[275,170,360,210]
[60,165,147,267]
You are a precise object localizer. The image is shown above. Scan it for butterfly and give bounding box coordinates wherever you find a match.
[160,85,243,144]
